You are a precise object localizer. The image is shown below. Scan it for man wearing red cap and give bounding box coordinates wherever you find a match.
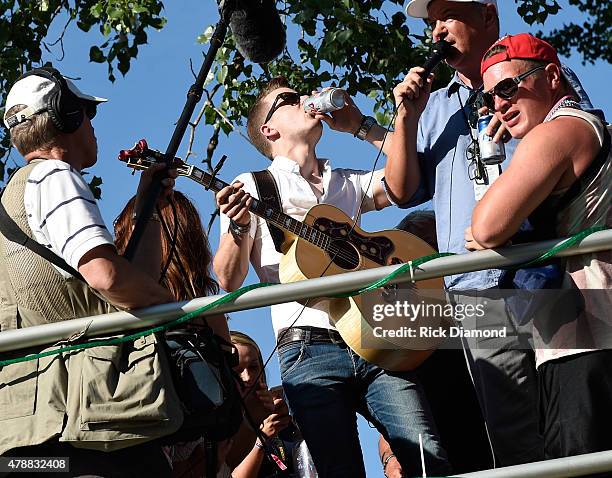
[469,33,612,460]
[378,0,602,471]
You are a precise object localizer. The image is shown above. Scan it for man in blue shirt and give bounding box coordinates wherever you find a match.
[314,0,599,469]
[378,0,599,469]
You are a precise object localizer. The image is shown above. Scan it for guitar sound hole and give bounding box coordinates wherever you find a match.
[328,240,360,270]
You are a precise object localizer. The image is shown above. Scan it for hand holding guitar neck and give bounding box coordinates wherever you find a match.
[118,139,183,169]
[216,181,253,229]
[120,141,178,211]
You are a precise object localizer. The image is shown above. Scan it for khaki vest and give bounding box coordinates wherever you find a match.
[0,161,183,453]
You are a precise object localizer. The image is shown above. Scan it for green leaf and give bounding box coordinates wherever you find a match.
[89,46,105,63]
[197,25,215,45]
[77,20,92,32]
[375,111,390,126]
[217,64,229,84]
[90,3,104,19]
[88,176,103,199]
[220,121,233,135]
[107,9,122,20]
[118,57,130,75]
[337,29,352,44]
[205,106,217,125]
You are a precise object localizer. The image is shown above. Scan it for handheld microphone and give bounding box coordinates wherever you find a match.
[224,0,287,64]
[420,40,452,77]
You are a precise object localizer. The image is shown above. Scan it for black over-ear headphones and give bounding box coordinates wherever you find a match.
[18,67,84,134]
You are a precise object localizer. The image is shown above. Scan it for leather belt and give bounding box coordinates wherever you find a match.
[276,326,345,349]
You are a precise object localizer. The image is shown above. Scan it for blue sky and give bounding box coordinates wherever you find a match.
[5,1,610,475]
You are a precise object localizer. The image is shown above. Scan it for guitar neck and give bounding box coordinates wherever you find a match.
[181,163,329,246]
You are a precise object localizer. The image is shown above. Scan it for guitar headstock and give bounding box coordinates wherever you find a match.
[118,139,191,176]
[119,156,156,173]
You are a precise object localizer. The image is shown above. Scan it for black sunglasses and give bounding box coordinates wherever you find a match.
[482,65,545,110]
[263,91,301,124]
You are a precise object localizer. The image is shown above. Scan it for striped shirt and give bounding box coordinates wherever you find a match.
[23,159,114,277]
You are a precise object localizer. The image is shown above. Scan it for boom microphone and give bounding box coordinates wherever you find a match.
[420,40,452,78]
[224,0,287,64]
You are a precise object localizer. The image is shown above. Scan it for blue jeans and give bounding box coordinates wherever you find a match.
[278,340,451,478]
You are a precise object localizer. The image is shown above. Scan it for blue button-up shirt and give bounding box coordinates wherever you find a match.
[401,67,598,291]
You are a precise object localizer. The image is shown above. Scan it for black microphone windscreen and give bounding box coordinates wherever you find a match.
[227,0,287,64]
[421,40,452,78]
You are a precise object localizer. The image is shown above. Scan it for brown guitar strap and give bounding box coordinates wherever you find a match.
[252,170,285,253]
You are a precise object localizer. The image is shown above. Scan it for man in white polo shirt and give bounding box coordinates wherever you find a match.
[0,67,182,476]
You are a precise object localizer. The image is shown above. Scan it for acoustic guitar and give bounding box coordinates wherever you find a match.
[119,140,447,371]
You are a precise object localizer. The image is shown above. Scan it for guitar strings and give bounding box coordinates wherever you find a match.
[264,205,364,268]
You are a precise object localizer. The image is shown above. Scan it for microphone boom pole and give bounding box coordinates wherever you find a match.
[123,0,234,260]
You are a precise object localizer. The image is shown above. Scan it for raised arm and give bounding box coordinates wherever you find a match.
[128,163,177,281]
[383,67,432,205]
[313,90,395,156]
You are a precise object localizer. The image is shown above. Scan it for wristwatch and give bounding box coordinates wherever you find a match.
[355,115,377,141]
[229,218,251,237]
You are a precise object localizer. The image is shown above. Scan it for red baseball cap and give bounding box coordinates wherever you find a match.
[481,33,561,76]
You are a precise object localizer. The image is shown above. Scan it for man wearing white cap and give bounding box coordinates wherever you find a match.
[378,0,601,471]
[0,67,182,475]
[406,0,496,21]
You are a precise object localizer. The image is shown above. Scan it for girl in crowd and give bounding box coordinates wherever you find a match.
[219,331,295,478]
[115,191,231,477]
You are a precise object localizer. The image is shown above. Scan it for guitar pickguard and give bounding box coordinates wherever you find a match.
[312,217,395,265]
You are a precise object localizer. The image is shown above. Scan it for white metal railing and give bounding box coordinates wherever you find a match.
[1,228,611,353]
[1,229,611,478]
[454,450,612,477]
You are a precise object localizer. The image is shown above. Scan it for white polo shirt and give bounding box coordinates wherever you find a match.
[219,156,378,337]
[24,160,114,277]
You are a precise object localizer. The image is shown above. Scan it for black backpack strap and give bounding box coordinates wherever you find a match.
[251,170,285,253]
[0,182,85,282]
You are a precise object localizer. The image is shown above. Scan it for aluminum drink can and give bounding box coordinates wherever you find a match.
[303,88,345,114]
[477,114,506,165]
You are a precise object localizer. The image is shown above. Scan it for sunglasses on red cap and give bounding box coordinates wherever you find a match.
[263,91,301,124]
[482,64,545,110]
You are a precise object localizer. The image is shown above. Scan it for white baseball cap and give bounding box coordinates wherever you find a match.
[3,71,107,129]
[406,0,497,19]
